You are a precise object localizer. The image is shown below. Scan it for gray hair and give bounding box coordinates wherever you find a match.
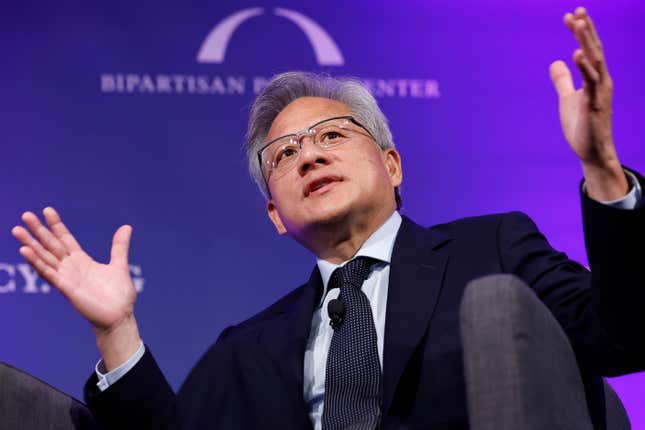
[245,71,401,207]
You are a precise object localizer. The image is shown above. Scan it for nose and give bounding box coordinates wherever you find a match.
[297,136,330,176]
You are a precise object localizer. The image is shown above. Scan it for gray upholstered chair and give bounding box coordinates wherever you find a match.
[460,274,631,430]
[0,361,97,430]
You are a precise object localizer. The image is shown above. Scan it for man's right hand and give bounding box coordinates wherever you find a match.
[12,207,142,371]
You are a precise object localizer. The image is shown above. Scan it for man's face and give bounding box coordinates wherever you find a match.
[264,97,402,239]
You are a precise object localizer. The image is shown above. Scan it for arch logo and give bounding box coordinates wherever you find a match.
[196,7,344,66]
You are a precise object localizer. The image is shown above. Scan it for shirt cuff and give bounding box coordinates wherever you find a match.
[95,341,146,392]
[583,169,643,210]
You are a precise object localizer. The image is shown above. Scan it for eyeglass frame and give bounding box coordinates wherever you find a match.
[256,115,376,187]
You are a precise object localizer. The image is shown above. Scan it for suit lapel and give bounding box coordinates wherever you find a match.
[382,216,451,414]
[259,268,322,410]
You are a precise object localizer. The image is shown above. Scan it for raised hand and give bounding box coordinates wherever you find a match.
[549,7,629,201]
[12,207,141,370]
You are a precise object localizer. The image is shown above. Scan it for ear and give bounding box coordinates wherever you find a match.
[383,148,403,187]
[266,200,288,235]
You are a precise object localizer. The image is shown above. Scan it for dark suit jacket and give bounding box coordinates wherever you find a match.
[84,170,645,430]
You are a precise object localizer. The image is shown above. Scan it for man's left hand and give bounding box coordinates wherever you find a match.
[549,7,629,201]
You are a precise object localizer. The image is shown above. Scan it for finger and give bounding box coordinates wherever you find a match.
[577,9,609,79]
[21,211,69,259]
[549,60,575,98]
[575,7,601,47]
[572,19,606,76]
[563,12,576,32]
[110,225,132,267]
[19,246,60,286]
[12,226,60,269]
[574,49,600,85]
[42,207,82,252]
[566,9,608,81]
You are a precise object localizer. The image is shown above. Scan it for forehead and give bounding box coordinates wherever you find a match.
[266,97,351,142]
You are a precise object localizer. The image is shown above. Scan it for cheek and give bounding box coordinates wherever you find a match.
[355,153,392,184]
[269,176,311,216]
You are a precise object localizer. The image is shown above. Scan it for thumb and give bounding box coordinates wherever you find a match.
[549,60,575,99]
[110,225,132,267]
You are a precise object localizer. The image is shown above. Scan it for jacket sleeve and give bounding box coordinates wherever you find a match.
[580,167,645,374]
[84,326,236,430]
[497,167,645,376]
[84,346,178,430]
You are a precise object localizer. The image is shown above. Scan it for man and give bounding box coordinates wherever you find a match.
[12,7,645,430]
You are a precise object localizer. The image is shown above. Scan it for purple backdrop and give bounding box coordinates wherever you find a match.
[1,0,643,426]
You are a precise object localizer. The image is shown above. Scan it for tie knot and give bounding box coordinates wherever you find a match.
[329,256,376,290]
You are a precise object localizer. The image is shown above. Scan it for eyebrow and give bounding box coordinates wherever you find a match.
[264,115,354,144]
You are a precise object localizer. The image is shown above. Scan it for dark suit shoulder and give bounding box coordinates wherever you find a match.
[428,211,535,237]
[224,282,311,337]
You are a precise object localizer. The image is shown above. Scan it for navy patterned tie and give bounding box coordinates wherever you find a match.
[322,257,382,430]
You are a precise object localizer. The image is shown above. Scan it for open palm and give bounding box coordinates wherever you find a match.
[12,207,136,333]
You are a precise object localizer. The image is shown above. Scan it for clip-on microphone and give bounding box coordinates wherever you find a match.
[328,299,346,330]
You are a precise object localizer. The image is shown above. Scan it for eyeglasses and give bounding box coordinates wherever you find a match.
[257,115,375,181]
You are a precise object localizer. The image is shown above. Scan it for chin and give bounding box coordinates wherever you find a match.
[312,203,352,225]
[295,197,356,230]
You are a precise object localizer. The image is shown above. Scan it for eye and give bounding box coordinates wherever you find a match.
[274,144,299,167]
[319,130,346,145]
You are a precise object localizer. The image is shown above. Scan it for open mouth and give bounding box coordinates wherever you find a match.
[305,176,342,197]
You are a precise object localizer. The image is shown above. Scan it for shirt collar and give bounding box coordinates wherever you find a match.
[315,211,402,306]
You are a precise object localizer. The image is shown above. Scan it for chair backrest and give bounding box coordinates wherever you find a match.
[460,274,630,430]
[0,361,97,430]
[603,380,631,430]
